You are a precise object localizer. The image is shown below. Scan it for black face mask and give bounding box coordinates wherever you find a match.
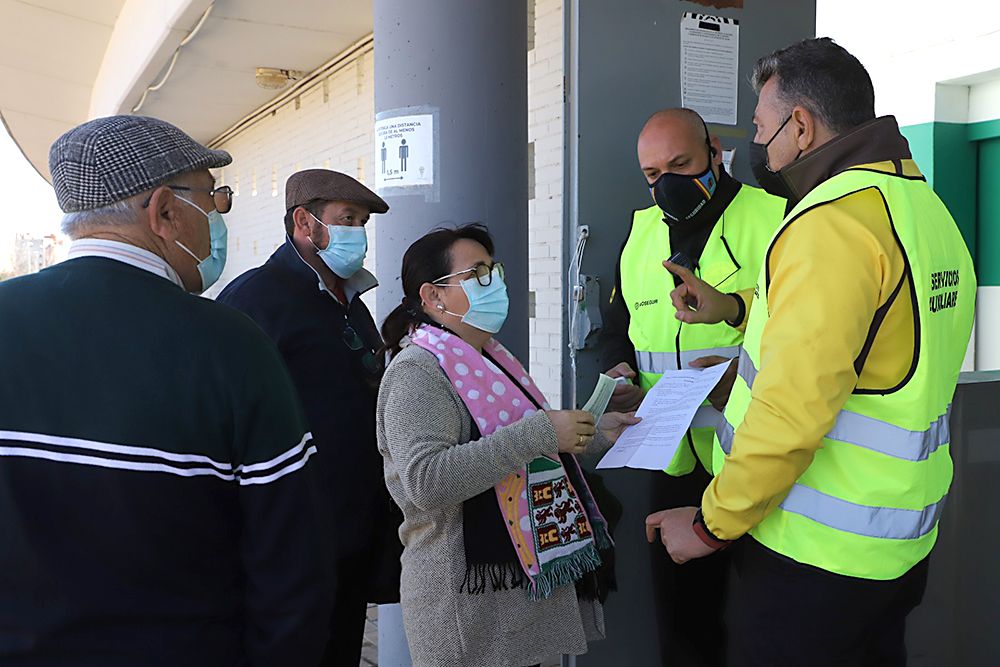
[749,114,801,199]
[649,151,718,224]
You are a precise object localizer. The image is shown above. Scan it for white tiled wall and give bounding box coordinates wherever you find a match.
[527,0,565,405]
[206,47,377,309]
[211,1,566,403]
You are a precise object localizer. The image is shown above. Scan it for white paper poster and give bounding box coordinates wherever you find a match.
[722,148,735,176]
[375,114,434,190]
[680,12,740,126]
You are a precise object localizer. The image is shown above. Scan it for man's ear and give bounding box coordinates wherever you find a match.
[145,186,182,242]
[709,135,724,166]
[291,207,314,239]
[792,105,815,153]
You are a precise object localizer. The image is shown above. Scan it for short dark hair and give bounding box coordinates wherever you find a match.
[752,37,875,134]
[283,199,329,237]
[380,223,495,357]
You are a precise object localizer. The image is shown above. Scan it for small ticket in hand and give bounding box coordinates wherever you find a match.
[582,374,618,421]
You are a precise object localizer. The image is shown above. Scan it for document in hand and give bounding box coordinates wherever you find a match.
[596,362,730,470]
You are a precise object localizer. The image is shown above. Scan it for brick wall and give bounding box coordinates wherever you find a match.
[207,47,377,311]
[211,4,566,402]
[527,0,565,405]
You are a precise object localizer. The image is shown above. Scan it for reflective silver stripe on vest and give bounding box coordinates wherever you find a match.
[716,419,735,455]
[636,346,740,374]
[779,484,946,540]
[826,409,950,462]
[691,404,724,430]
[737,348,758,388]
[730,350,950,462]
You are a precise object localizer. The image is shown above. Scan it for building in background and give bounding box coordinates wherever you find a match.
[817,0,1000,370]
[10,233,67,277]
[2,3,998,666]
[0,0,569,403]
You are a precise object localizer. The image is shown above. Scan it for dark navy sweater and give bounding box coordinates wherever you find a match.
[0,257,332,666]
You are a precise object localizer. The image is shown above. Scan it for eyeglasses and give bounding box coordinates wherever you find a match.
[342,323,365,351]
[141,185,234,214]
[433,261,505,288]
[342,323,383,375]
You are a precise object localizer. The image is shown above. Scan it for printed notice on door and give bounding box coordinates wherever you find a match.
[680,12,739,125]
[374,113,434,190]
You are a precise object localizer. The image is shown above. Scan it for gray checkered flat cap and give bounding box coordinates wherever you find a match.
[49,115,232,212]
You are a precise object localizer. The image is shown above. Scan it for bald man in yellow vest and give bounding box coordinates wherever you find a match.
[600,107,784,665]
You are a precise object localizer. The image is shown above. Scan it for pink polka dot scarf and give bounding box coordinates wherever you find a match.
[411,324,611,600]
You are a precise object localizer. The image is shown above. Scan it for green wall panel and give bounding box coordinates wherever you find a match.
[901,121,978,262]
[901,122,935,182]
[977,137,1000,286]
[934,122,978,260]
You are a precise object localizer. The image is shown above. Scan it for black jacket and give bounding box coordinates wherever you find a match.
[218,238,401,600]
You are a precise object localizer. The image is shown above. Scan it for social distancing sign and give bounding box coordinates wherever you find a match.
[375,113,434,190]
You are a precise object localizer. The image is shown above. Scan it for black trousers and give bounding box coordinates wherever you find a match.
[726,537,929,667]
[649,465,729,667]
[319,554,371,667]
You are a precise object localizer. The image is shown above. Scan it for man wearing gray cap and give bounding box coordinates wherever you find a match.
[218,168,399,667]
[0,115,331,665]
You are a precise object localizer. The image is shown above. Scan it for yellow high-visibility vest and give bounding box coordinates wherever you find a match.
[620,184,784,475]
[715,166,976,579]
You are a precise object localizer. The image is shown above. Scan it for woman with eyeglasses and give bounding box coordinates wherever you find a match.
[377,224,639,667]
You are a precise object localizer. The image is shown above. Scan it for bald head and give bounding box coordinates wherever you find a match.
[641,108,707,139]
[637,108,722,184]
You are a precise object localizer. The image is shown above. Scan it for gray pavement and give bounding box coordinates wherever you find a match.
[359,604,560,666]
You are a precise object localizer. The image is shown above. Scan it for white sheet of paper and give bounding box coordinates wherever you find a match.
[680,12,740,125]
[596,362,730,470]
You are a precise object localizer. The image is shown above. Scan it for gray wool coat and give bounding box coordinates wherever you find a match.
[376,344,610,667]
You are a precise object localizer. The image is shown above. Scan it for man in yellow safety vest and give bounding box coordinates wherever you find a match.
[645,38,976,667]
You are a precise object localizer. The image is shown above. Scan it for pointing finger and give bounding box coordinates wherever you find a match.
[663,260,696,285]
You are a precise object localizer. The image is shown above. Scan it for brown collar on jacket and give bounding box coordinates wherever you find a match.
[778,116,913,206]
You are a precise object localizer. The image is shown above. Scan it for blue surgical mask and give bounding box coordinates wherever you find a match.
[310,213,368,278]
[174,195,227,293]
[440,266,510,334]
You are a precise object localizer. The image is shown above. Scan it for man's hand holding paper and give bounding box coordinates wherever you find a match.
[688,355,738,411]
[605,362,645,412]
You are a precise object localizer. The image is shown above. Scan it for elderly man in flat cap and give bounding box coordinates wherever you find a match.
[218,169,400,667]
[0,116,332,666]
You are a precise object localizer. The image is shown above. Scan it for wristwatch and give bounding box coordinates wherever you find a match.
[692,508,732,551]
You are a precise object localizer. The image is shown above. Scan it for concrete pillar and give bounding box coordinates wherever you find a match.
[373,2,528,663]
[376,603,410,666]
[373,0,529,361]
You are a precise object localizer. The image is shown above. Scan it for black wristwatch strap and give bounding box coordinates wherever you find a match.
[725,293,746,327]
